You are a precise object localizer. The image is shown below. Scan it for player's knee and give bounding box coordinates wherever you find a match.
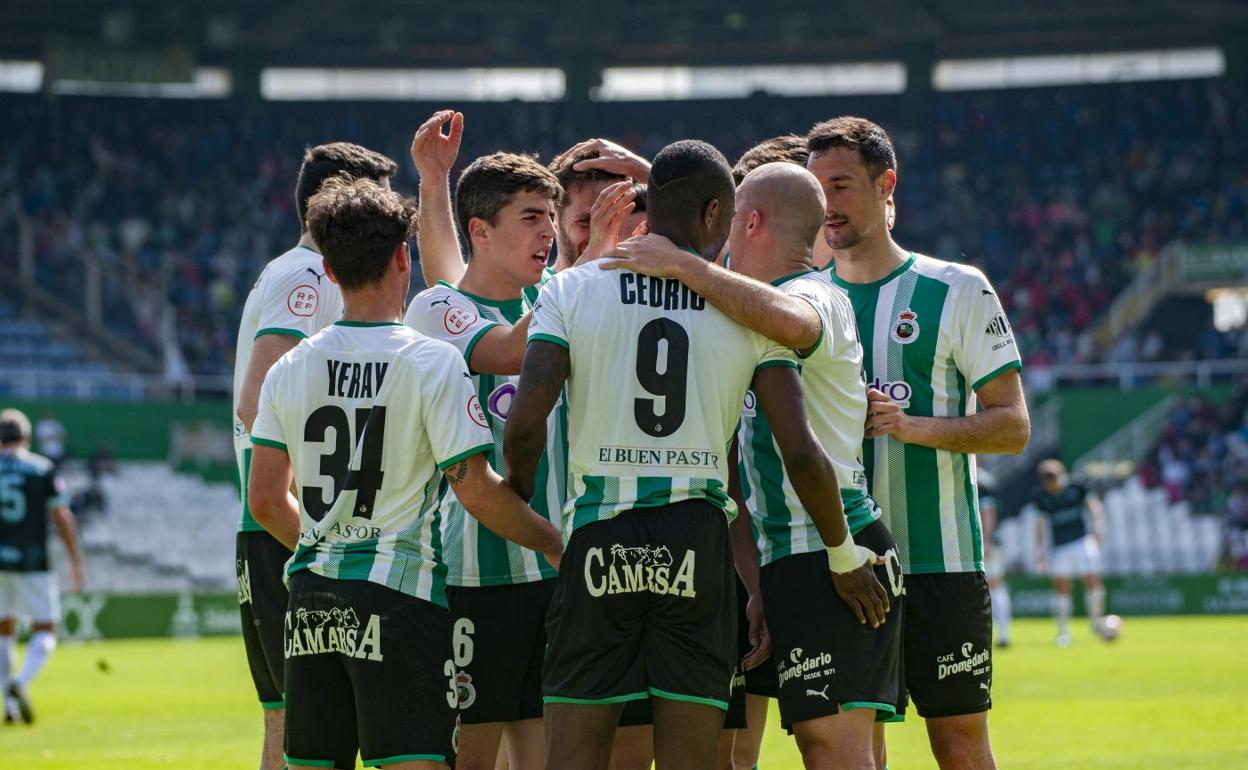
[927,719,991,768]
[795,724,875,770]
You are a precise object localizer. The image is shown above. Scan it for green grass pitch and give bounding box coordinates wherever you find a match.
[4,616,1246,768]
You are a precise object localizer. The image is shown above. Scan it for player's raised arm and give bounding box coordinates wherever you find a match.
[503,339,569,501]
[600,234,822,352]
[752,364,890,628]
[411,109,468,287]
[441,452,562,570]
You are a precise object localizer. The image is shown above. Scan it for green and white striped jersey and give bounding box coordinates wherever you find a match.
[233,245,343,533]
[250,322,493,607]
[829,253,1022,575]
[404,273,566,587]
[737,270,881,566]
[529,259,797,536]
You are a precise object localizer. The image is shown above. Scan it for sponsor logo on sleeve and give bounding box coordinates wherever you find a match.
[287,284,319,317]
[444,306,478,336]
[741,390,757,418]
[985,314,1011,338]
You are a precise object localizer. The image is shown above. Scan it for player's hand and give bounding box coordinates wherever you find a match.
[831,559,890,629]
[569,138,651,182]
[575,181,636,265]
[410,110,463,179]
[598,234,696,279]
[742,591,772,670]
[865,388,911,442]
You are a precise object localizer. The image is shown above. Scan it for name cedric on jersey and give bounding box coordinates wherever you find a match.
[618,273,706,310]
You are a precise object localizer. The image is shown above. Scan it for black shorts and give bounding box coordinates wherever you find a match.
[760,520,905,731]
[901,571,993,719]
[543,501,737,714]
[616,668,748,730]
[283,571,456,768]
[237,530,290,708]
[445,579,555,724]
[736,577,777,698]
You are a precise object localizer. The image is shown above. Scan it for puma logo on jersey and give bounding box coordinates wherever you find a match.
[806,685,830,701]
[304,267,325,284]
[326,359,390,398]
[430,296,452,308]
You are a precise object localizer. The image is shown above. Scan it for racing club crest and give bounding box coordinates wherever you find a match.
[890,309,920,345]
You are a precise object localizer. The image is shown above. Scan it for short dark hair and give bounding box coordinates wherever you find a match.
[806,117,897,179]
[294,142,398,230]
[732,135,809,184]
[647,139,735,225]
[548,143,627,205]
[306,177,416,290]
[455,152,562,251]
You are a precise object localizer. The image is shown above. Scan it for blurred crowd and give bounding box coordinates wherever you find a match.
[0,78,1245,376]
[1139,381,1248,568]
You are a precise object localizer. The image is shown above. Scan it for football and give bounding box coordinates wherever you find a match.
[1097,614,1124,642]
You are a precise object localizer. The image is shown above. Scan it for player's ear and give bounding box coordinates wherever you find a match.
[468,217,490,250]
[395,242,411,275]
[702,198,720,235]
[322,256,340,286]
[746,209,762,237]
[877,169,897,202]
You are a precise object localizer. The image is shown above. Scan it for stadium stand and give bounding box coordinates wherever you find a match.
[53,463,238,592]
[2,78,1245,379]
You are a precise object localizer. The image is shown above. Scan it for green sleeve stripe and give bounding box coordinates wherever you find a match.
[254,327,306,341]
[754,359,799,373]
[543,692,649,705]
[363,754,447,766]
[529,332,569,350]
[463,321,500,369]
[972,360,1023,391]
[250,437,288,452]
[647,686,729,711]
[258,699,285,710]
[437,443,493,470]
[283,756,337,768]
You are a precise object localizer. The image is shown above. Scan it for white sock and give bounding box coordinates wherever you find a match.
[1087,586,1106,627]
[1055,594,1072,637]
[991,585,1012,642]
[16,631,56,688]
[0,634,12,686]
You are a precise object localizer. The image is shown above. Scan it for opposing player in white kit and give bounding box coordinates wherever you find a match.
[248,177,562,770]
[232,142,397,770]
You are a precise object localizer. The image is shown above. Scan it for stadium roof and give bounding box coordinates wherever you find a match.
[1,0,1244,70]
